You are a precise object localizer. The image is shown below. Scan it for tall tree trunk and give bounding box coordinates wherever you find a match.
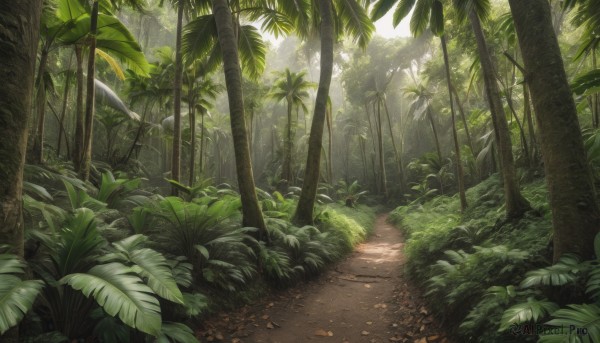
[469,10,530,218]
[509,0,600,262]
[32,47,49,164]
[293,0,334,225]
[440,35,467,211]
[72,46,84,170]
[281,97,293,190]
[365,101,379,192]
[427,107,443,163]
[199,109,205,175]
[189,95,196,186]
[0,0,42,258]
[523,84,537,162]
[57,53,73,158]
[376,100,388,197]
[451,84,476,161]
[80,1,99,181]
[383,100,405,194]
[212,0,266,234]
[171,0,184,194]
[326,101,333,183]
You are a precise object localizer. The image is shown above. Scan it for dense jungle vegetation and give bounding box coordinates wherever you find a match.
[2,0,600,341]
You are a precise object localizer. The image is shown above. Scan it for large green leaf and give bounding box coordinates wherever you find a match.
[371,0,398,21]
[572,69,600,96]
[336,0,374,48]
[55,0,86,22]
[157,322,200,343]
[182,15,219,62]
[129,248,184,304]
[540,304,600,342]
[238,25,266,79]
[60,262,162,336]
[0,255,44,335]
[393,0,417,27]
[499,297,559,331]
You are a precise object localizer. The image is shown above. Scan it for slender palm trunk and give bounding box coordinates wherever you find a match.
[199,109,205,174]
[212,0,266,234]
[509,0,600,261]
[57,53,73,158]
[171,0,184,194]
[523,84,537,162]
[32,47,49,164]
[469,10,530,218]
[383,100,405,193]
[427,107,443,163]
[0,0,42,262]
[441,35,467,211]
[326,102,333,182]
[451,84,476,161]
[189,94,196,186]
[293,0,334,225]
[281,97,293,190]
[72,46,84,170]
[80,0,99,181]
[376,100,388,197]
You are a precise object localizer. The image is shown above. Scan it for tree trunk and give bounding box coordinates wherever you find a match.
[57,53,73,158]
[427,107,443,163]
[293,0,334,225]
[451,84,476,161]
[509,0,600,262]
[281,96,293,191]
[376,100,388,197]
[80,0,99,181]
[171,0,184,194]
[199,109,205,175]
[72,46,84,170]
[469,10,530,218]
[189,93,196,186]
[32,47,49,164]
[212,0,266,234]
[0,0,42,258]
[440,35,467,211]
[326,101,333,183]
[383,100,405,193]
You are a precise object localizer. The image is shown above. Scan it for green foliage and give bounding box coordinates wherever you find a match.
[0,254,44,335]
[390,175,552,341]
[539,304,600,342]
[500,298,559,331]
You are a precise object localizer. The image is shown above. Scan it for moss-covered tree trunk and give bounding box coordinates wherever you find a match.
[469,10,530,218]
[293,0,334,225]
[0,0,42,257]
[31,47,49,164]
[376,100,388,197]
[171,0,184,194]
[212,0,266,235]
[440,35,467,211]
[508,0,600,262]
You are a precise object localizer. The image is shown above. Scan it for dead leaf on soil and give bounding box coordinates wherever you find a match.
[315,329,334,337]
[413,338,427,343]
[266,322,274,329]
[361,330,370,336]
[364,284,371,288]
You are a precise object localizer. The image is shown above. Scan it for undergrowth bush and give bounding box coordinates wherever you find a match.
[389,174,553,342]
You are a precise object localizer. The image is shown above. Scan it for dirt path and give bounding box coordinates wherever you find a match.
[199,214,449,343]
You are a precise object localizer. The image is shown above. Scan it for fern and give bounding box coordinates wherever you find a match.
[499,297,559,331]
[539,304,600,342]
[520,255,582,288]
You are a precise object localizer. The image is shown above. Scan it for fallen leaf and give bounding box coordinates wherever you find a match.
[364,284,371,288]
[327,331,334,336]
[266,322,274,329]
[261,315,269,320]
[427,335,441,341]
[215,332,224,340]
[362,330,370,336]
[315,329,329,336]
[413,338,427,343]
[366,321,373,325]
[389,335,402,342]
[231,339,241,343]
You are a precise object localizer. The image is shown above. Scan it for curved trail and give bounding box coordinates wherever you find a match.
[199,214,449,343]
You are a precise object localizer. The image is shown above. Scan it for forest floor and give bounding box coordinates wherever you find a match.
[197,214,450,343]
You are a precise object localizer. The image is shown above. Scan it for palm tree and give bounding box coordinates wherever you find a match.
[508,0,600,261]
[371,0,467,210]
[0,0,43,258]
[270,69,313,191]
[404,83,443,163]
[451,0,530,217]
[294,0,374,225]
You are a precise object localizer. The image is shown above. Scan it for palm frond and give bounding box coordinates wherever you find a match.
[60,262,162,336]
